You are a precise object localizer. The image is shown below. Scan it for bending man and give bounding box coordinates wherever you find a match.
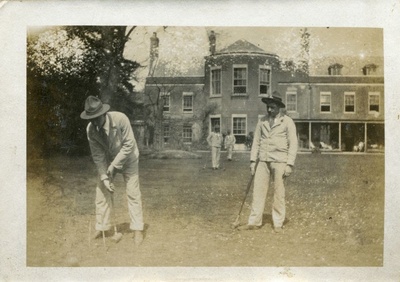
[80,96,144,245]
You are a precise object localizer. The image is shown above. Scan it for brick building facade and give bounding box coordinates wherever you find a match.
[143,33,384,153]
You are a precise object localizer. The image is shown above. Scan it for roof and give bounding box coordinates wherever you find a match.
[217,39,276,56]
[278,73,384,84]
[146,76,205,85]
[308,75,384,84]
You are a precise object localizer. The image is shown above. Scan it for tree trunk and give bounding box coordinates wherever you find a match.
[153,104,165,150]
[98,26,128,104]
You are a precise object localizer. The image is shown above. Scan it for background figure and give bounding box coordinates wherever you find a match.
[245,132,254,150]
[224,129,236,161]
[239,91,298,233]
[206,124,223,170]
[80,96,144,246]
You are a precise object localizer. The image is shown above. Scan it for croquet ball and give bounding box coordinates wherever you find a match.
[66,256,80,267]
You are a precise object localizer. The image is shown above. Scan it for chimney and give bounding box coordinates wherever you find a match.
[209,30,216,55]
[150,32,159,58]
[148,32,159,76]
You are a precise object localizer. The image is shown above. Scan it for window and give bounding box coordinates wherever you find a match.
[233,65,247,94]
[344,92,355,113]
[161,92,170,112]
[211,68,221,95]
[320,92,331,112]
[163,124,170,143]
[328,64,343,75]
[182,125,192,143]
[362,64,378,76]
[341,123,365,152]
[233,116,246,135]
[367,123,384,151]
[259,67,271,95]
[369,92,380,113]
[210,116,221,132]
[295,122,310,150]
[311,123,339,150]
[233,115,247,144]
[286,91,297,112]
[182,92,193,113]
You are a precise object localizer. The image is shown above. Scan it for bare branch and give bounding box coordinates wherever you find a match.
[125,26,137,40]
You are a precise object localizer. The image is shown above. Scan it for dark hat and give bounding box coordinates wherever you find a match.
[80,96,110,119]
[261,91,285,108]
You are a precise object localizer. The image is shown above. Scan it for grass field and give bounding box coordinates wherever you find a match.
[27,151,384,267]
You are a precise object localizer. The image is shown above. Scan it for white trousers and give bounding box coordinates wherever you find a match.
[248,162,286,228]
[211,146,221,168]
[226,145,234,159]
[95,159,144,231]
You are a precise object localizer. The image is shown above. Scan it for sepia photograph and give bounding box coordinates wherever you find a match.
[1,1,400,281]
[26,25,385,267]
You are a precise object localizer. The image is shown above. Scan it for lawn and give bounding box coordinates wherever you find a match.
[27,151,384,267]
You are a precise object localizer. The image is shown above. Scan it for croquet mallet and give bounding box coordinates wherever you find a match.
[231,161,259,229]
[109,174,123,243]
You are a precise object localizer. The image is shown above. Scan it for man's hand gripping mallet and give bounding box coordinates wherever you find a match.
[107,169,123,243]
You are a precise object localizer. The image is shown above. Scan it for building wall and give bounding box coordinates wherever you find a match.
[144,81,206,149]
[143,45,384,152]
[276,74,384,152]
[277,79,384,122]
[204,53,282,140]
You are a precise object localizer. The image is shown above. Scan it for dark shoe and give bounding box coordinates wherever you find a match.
[228,159,232,161]
[237,225,261,231]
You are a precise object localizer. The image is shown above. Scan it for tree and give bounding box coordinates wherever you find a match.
[143,81,176,150]
[27,26,140,157]
[298,28,311,75]
[278,27,312,77]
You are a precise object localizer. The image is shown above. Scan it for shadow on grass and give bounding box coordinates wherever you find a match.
[116,222,150,238]
[261,213,290,227]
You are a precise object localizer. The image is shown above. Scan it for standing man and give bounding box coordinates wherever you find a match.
[206,124,223,170]
[238,91,298,233]
[80,96,144,245]
[224,129,236,161]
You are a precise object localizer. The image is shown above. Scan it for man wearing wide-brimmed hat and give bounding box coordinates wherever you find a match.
[80,96,144,245]
[238,91,298,233]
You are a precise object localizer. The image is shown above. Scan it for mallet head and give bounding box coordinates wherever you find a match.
[111,232,123,243]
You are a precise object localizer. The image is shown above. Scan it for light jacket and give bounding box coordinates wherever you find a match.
[224,134,236,147]
[207,132,223,148]
[87,111,139,181]
[250,113,298,166]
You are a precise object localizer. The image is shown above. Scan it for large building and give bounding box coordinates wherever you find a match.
[144,32,384,153]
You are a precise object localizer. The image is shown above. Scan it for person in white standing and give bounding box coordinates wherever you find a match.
[238,91,298,233]
[206,124,223,170]
[224,129,236,161]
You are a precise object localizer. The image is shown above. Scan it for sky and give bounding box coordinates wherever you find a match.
[124,26,383,90]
